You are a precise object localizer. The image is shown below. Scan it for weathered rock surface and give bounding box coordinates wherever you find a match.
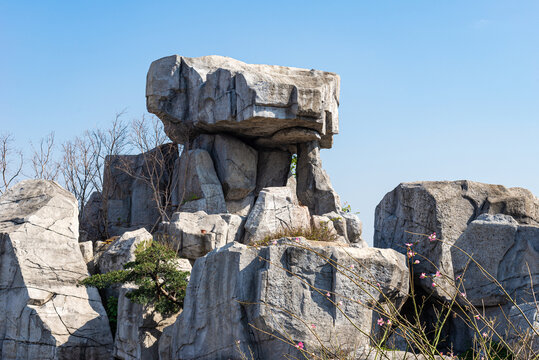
[171,149,227,214]
[79,191,104,242]
[158,211,243,260]
[79,240,96,274]
[452,214,539,306]
[103,144,178,235]
[297,140,341,215]
[146,55,340,149]
[506,302,539,356]
[158,240,409,360]
[113,285,180,360]
[211,134,257,201]
[243,186,310,243]
[255,149,291,194]
[0,180,113,359]
[374,180,539,299]
[98,228,152,274]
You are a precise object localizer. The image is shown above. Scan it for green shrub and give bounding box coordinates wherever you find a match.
[80,240,189,316]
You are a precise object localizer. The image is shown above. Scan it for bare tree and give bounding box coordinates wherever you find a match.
[31,132,60,181]
[118,115,180,228]
[0,133,23,195]
[60,133,99,217]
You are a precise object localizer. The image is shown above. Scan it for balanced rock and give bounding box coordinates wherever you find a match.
[146,55,340,149]
[0,180,113,359]
[158,240,408,360]
[158,211,243,260]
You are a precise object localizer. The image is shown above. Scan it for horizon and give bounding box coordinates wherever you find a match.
[1,1,538,244]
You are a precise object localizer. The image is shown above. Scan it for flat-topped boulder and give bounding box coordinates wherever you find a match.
[146,55,340,148]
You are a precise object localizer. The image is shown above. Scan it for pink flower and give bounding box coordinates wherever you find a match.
[407,251,414,258]
[377,318,385,326]
[435,271,441,278]
[474,314,480,319]
[296,341,304,349]
[338,301,343,306]
[272,240,277,245]
[414,260,420,264]
[460,292,466,297]
[456,275,461,280]
[428,232,437,242]
[295,237,300,243]
[405,243,413,247]
[376,282,381,288]
[432,282,437,287]
[482,332,488,337]
[326,292,330,297]
[386,319,392,326]
[420,273,426,279]
[350,264,355,269]
[311,324,316,329]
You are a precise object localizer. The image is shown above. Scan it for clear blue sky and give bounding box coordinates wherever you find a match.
[1,1,538,244]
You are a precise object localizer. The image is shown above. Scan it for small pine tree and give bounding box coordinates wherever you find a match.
[80,240,189,316]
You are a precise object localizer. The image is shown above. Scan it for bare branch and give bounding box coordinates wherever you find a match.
[31,132,60,181]
[0,133,23,195]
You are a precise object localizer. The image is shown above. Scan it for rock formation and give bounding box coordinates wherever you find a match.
[147,55,365,252]
[158,239,409,360]
[374,180,539,352]
[0,180,113,359]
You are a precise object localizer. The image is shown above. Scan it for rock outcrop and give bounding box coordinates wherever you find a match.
[146,55,340,149]
[0,180,113,359]
[158,240,408,360]
[102,143,178,236]
[98,228,153,274]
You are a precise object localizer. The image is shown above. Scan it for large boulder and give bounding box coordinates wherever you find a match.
[296,140,341,215]
[113,285,181,360]
[158,239,409,360]
[102,144,179,235]
[170,148,227,214]
[158,211,244,260]
[243,186,310,243]
[0,180,113,359]
[146,55,340,149]
[98,228,152,274]
[374,180,539,299]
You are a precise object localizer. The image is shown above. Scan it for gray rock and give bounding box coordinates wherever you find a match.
[146,55,340,149]
[342,212,364,244]
[80,191,104,241]
[79,240,96,274]
[158,211,243,260]
[311,214,344,243]
[103,144,179,235]
[98,228,152,274]
[171,149,227,214]
[158,240,408,360]
[254,127,321,148]
[211,134,257,201]
[113,285,179,360]
[255,149,291,194]
[226,194,255,216]
[296,140,341,215]
[374,180,539,299]
[243,187,310,243]
[506,302,538,356]
[0,180,113,359]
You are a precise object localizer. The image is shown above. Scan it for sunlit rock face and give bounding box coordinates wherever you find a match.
[0,180,113,360]
[146,55,340,149]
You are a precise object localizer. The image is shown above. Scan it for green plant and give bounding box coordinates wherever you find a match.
[80,239,190,316]
[105,296,118,336]
[290,153,297,178]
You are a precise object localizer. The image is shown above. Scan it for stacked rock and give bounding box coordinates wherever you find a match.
[146,55,366,260]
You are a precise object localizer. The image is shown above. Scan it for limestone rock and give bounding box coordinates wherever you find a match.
[225,194,255,216]
[171,149,226,214]
[98,228,152,274]
[296,140,341,215]
[80,191,104,241]
[255,149,291,194]
[374,180,539,299]
[506,302,538,356]
[158,211,243,260]
[103,144,178,235]
[211,134,257,201]
[0,180,113,359]
[243,187,310,243]
[311,214,344,243]
[113,285,179,360]
[146,55,340,149]
[342,212,364,244]
[79,240,96,274]
[254,127,321,148]
[158,240,408,360]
